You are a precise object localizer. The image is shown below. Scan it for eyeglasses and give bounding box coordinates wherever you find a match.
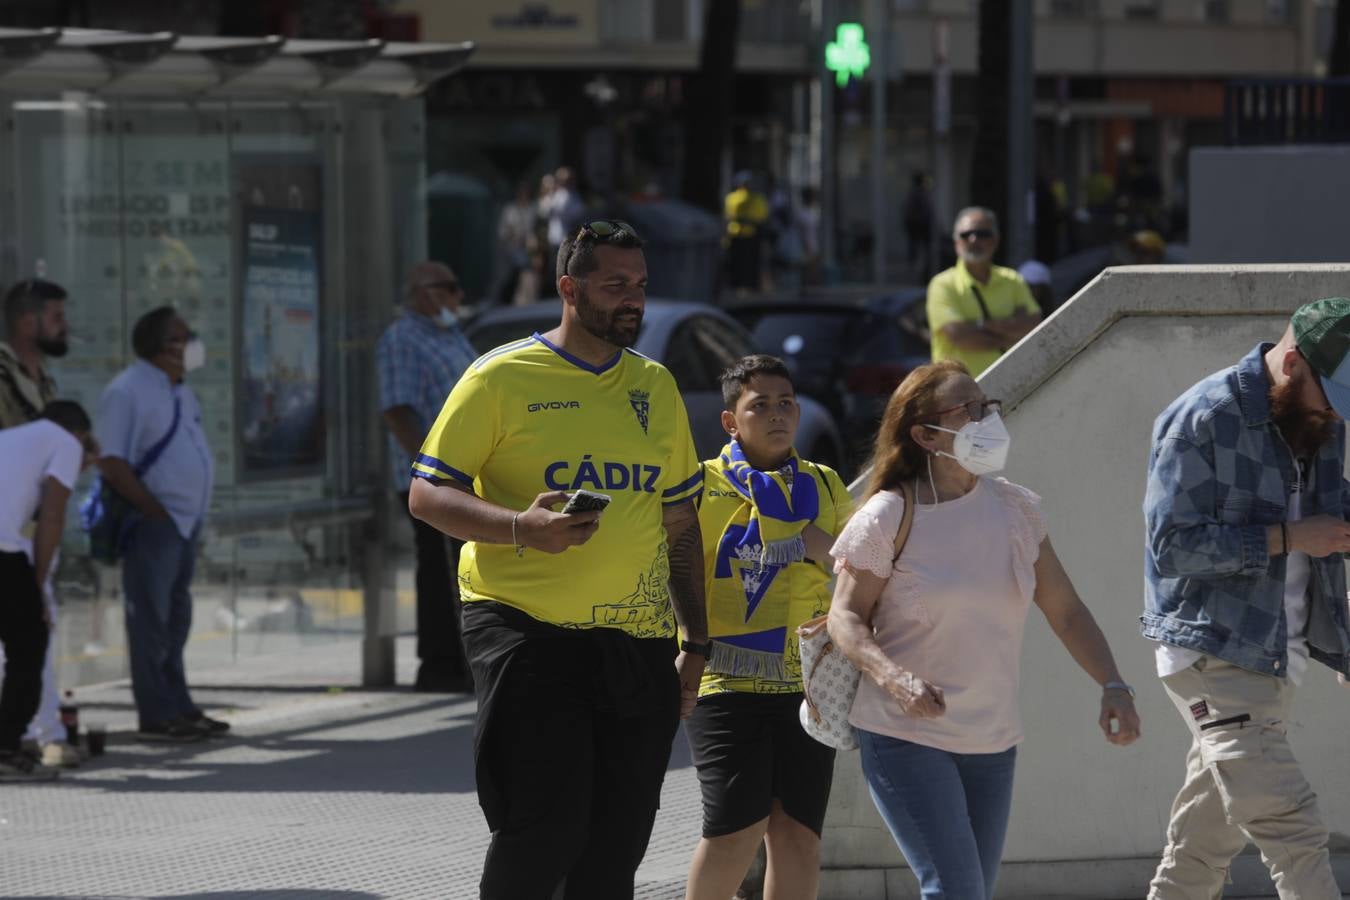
[929,398,1002,422]
[418,279,462,294]
[957,228,996,242]
[163,329,197,347]
[562,220,641,276]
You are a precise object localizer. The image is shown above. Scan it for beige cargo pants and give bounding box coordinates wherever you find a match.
[1148,655,1340,899]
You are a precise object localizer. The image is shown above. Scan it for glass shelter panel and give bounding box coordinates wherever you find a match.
[3,93,378,689]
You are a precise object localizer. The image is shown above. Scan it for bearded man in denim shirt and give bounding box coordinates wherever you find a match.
[1144,297,1350,899]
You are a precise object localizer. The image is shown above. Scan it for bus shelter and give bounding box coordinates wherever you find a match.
[0,27,473,686]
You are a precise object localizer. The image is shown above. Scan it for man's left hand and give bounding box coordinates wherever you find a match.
[1099,690,1141,746]
[674,651,705,719]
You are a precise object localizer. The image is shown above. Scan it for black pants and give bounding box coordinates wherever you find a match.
[400,491,467,686]
[464,601,681,900]
[0,551,49,753]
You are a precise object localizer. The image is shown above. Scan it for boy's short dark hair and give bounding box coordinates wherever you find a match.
[720,354,794,410]
[41,399,91,434]
[556,220,645,281]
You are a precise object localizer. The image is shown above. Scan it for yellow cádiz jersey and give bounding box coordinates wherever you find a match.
[413,333,703,638]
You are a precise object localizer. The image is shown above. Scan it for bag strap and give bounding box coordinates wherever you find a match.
[893,481,916,561]
[970,284,1008,353]
[133,395,181,478]
[802,482,917,724]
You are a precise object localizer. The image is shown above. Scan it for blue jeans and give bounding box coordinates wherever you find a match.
[858,729,1018,900]
[123,517,200,730]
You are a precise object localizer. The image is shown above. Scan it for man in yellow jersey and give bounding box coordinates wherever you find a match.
[409,220,709,900]
[926,207,1041,377]
[683,355,852,900]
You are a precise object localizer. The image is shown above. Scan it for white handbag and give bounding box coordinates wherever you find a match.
[798,482,916,751]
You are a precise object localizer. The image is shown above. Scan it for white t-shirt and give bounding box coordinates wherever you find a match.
[1155,469,1311,685]
[831,478,1048,754]
[0,419,82,557]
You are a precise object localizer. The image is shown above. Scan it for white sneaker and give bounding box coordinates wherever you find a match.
[40,742,81,768]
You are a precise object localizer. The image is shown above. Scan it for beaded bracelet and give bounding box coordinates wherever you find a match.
[512,512,525,557]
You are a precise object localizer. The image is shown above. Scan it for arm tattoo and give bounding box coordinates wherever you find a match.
[666,508,707,642]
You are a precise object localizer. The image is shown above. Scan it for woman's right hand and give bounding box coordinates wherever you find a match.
[879,667,946,718]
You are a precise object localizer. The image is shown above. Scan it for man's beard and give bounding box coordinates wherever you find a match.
[36,335,68,358]
[576,285,641,348]
[1270,371,1335,459]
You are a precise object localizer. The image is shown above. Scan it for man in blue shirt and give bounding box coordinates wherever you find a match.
[96,306,221,742]
[1144,298,1350,898]
[377,262,478,692]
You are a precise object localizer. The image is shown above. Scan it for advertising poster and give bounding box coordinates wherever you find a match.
[236,159,324,480]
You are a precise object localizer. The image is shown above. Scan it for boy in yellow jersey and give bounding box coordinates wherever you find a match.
[683,355,852,900]
[408,220,709,900]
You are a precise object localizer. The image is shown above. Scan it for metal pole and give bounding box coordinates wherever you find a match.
[1007,0,1034,265]
[814,0,836,277]
[932,17,952,276]
[871,0,889,286]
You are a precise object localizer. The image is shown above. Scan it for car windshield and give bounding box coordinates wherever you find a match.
[745,311,858,364]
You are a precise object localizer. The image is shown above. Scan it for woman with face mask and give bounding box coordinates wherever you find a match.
[825,360,1140,900]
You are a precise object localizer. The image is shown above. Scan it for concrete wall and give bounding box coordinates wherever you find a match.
[821,266,1350,899]
[1190,147,1350,265]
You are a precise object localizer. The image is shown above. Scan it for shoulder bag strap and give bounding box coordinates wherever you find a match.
[892,481,916,560]
[970,284,1008,353]
[133,395,182,478]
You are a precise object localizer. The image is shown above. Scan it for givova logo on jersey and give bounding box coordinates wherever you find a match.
[545,455,663,493]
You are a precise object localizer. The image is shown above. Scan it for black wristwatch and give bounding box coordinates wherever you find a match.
[680,639,712,659]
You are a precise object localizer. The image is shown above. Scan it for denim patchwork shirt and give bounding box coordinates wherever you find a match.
[1143,343,1350,678]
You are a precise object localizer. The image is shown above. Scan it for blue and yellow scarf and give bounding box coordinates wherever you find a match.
[705,441,823,681]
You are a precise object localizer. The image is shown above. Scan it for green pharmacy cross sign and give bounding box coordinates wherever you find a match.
[825,22,870,87]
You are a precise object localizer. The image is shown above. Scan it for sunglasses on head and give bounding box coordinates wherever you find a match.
[578,219,637,240]
[563,220,641,276]
[957,228,996,242]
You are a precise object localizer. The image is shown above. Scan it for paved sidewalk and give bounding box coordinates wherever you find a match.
[0,636,703,899]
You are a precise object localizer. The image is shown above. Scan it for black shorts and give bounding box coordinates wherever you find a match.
[684,690,836,838]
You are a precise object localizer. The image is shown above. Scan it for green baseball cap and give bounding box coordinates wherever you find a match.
[1293,297,1350,418]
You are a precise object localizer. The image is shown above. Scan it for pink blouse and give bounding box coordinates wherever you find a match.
[831,477,1047,754]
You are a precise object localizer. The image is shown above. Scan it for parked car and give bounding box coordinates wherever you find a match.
[464,299,849,474]
[730,287,929,470]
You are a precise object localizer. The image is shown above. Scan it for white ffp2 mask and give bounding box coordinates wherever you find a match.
[183,337,206,373]
[926,411,1011,476]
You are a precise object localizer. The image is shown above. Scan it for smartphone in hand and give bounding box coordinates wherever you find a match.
[561,489,612,515]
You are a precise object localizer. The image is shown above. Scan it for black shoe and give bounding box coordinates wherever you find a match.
[186,711,231,735]
[136,717,207,743]
[0,749,60,782]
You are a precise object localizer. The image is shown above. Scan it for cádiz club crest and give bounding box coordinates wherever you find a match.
[629,388,650,434]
